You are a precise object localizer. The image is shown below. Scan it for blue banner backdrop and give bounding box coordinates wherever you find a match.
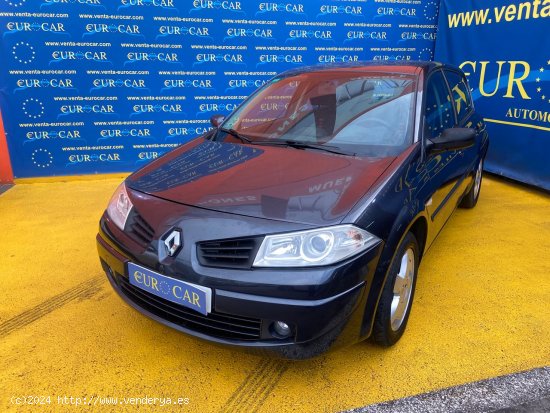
[0,0,438,178]
[435,0,550,190]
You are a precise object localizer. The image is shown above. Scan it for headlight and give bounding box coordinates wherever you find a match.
[106,183,133,230]
[253,225,380,267]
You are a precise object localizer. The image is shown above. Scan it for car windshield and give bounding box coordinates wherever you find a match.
[217,70,418,157]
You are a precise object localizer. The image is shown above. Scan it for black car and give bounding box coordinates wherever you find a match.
[97,61,488,359]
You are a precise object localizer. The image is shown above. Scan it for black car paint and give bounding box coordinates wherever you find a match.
[97,62,489,358]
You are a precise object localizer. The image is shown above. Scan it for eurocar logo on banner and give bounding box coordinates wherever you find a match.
[0,0,437,178]
[435,0,550,190]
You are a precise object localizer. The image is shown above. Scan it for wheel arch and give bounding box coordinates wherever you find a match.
[408,216,428,260]
[359,211,430,339]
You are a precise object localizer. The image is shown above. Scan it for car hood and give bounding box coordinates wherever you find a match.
[126,138,396,226]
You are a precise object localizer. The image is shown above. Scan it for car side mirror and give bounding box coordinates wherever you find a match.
[210,115,225,128]
[428,128,476,152]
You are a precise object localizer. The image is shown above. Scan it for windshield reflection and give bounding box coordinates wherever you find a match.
[218,70,417,157]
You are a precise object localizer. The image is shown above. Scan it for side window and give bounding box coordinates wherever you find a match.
[444,70,473,123]
[424,71,454,138]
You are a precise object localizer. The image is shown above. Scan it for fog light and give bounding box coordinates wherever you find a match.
[272,321,291,338]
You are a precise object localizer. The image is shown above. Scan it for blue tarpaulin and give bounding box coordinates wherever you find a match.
[435,0,550,190]
[0,1,437,178]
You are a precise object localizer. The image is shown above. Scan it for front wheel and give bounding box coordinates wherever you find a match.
[460,159,483,208]
[373,232,419,347]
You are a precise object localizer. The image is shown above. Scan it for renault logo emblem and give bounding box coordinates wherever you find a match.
[164,229,182,257]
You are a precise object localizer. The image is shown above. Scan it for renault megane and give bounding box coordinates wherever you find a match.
[97,61,488,359]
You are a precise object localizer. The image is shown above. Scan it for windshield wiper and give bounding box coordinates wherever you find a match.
[253,140,356,156]
[219,127,253,144]
[218,130,355,156]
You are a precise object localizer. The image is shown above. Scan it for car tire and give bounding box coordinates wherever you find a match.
[460,159,483,209]
[373,232,419,347]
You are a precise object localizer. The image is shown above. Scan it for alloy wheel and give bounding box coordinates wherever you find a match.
[474,160,483,199]
[390,248,415,331]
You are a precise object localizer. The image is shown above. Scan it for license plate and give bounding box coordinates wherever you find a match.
[128,262,211,315]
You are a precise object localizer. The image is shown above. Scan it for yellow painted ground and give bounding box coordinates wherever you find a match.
[0,176,549,413]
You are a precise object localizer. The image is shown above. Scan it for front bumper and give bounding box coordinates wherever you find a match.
[97,223,381,359]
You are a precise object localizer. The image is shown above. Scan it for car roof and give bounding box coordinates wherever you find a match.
[276,61,457,78]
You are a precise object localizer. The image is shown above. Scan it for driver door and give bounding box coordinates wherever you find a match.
[423,70,463,241]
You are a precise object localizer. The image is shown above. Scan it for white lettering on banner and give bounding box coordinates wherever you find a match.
[1,0,437,177]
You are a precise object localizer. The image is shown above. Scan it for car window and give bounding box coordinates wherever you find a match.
[332,91,413,148]
[444,70,473,123]
[221,72,417,157]
[287,78,414,149]
[233,80,300,130]
[424,71,454,138]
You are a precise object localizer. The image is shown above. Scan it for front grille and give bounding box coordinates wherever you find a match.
[127,209,155,246]
[197,237,262,269]
[116,274,262,341]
